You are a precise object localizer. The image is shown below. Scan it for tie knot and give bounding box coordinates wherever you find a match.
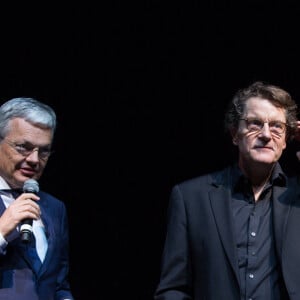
[0,188,23,198]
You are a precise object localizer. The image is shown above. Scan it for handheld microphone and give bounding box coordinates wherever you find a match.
[20,179,39,243]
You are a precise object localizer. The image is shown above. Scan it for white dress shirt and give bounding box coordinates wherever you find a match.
[0,177,48,262]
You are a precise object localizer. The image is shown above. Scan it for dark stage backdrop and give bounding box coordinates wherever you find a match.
[0,1,300,299]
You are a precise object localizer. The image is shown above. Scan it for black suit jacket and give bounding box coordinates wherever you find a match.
[154,165,300,300]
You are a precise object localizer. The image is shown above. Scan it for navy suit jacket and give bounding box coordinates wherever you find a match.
[0,190,74,300]
[154,165,300,300]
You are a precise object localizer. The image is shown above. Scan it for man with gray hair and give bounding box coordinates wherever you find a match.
[0,97,74,299]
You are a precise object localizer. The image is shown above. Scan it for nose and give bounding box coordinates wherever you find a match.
[26,148,40,161]
[259,122,272,138]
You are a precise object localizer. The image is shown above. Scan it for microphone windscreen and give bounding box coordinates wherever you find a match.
[23,179,39,194]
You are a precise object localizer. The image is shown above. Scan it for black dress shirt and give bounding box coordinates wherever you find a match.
[231,163,288,300]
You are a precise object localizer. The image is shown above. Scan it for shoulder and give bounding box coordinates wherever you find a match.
[169,166,231,201]
[175,166,230,190]
[37,190,67,210]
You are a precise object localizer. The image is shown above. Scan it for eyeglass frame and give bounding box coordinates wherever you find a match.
[239,117,288,136]
[0,137,53,160]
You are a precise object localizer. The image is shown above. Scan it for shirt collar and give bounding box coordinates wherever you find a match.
[0,176,12,190]
[231,162,287,192]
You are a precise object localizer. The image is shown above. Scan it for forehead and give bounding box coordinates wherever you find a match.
[244,97,286,120]
[6,118,52,144]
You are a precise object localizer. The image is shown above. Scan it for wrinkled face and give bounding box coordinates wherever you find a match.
[0,118,53,188]
[232,97,287,168]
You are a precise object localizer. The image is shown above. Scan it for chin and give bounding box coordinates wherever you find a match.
[253,158,276,166]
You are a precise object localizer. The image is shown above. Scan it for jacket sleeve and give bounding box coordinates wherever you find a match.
[154,185,193,300]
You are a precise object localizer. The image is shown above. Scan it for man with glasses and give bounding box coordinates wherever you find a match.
[0,97,74,299]
[154,81,300,300]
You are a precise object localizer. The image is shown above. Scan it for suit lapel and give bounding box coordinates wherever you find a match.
[36,201,54,275]
[272,180,296,258]
[208,167,299,286]
[0,196,5,215]
[209,182,240,285]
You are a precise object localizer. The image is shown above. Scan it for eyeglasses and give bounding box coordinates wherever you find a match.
[240,118,288,135]
[1,138,52,160]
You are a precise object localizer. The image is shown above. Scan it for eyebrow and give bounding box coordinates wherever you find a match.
[16,140,52,149]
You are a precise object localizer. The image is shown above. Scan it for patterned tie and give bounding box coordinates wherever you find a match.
[0,188,23,198]
[25,234,43,272]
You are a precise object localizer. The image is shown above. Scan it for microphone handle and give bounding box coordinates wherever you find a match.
[21,179,39,243]
[20,219,33,243]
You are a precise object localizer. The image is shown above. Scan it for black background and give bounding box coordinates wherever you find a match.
[1,1,300,299]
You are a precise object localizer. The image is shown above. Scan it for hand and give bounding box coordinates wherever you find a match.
[294,121,300,141]
[294,121,300,161]
[0,192,40,238]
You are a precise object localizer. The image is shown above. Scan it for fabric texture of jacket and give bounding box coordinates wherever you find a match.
[154,164,300,300]
[0,190,73,300]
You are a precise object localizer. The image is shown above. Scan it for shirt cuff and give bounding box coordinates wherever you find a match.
[0,232,8,254]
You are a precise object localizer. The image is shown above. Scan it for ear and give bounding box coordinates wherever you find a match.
[230,128,238,145]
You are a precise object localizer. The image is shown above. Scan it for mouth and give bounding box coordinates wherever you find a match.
[254,146,273,151]
[19,167,36,177]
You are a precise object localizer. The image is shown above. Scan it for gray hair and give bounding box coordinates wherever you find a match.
[0,97,57,139]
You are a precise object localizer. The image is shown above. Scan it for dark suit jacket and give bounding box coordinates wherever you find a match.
[0,190,74,300]
[154,165,300,300]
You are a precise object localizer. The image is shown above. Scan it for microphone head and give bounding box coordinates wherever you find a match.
[23,179,39,194]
